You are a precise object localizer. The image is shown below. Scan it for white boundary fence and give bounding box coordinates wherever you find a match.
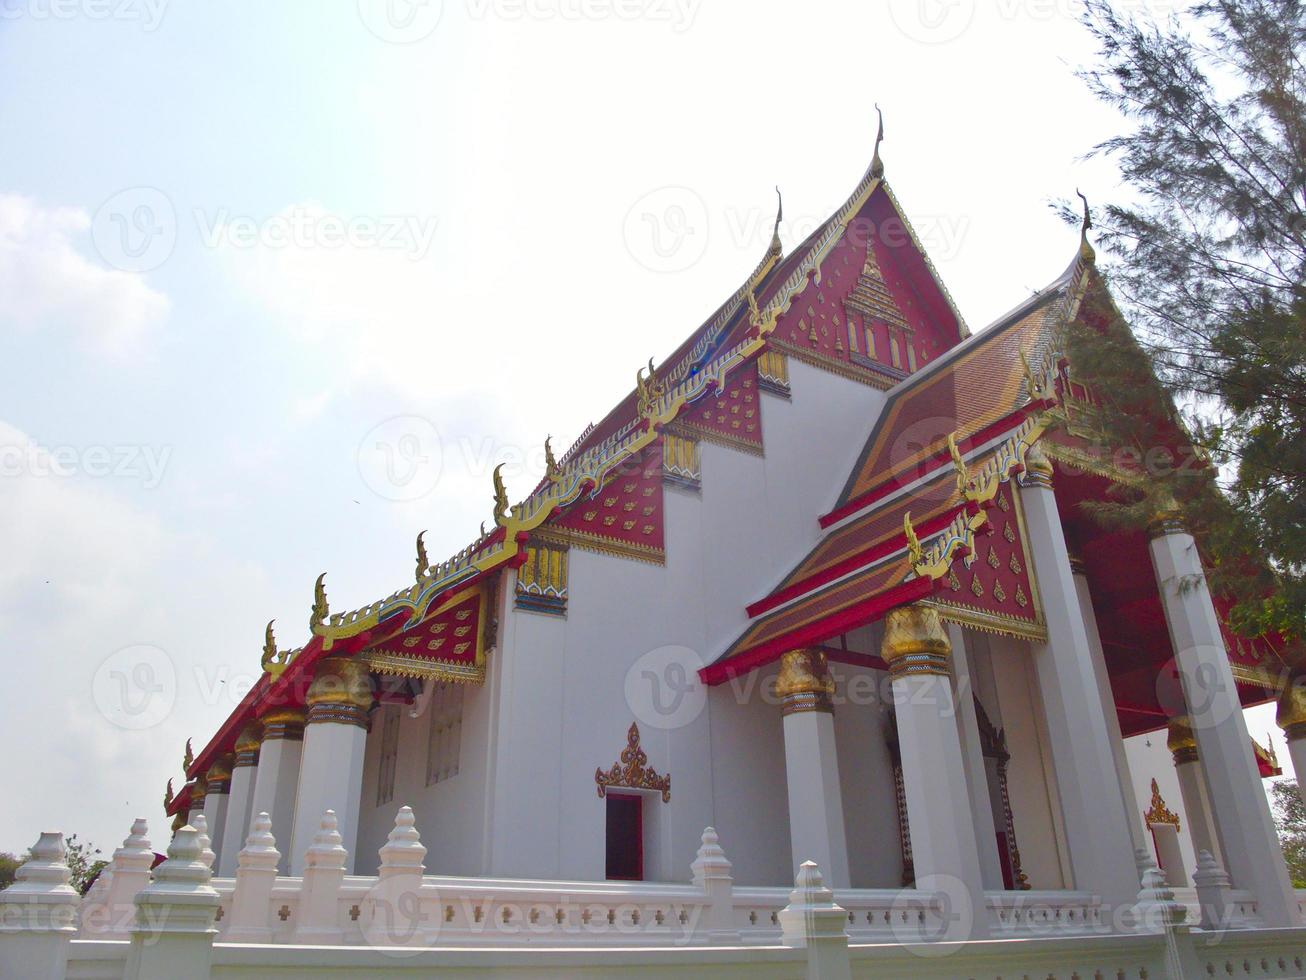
[3,812,1306,979]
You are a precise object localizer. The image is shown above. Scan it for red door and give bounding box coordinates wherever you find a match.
[605,794,643,881]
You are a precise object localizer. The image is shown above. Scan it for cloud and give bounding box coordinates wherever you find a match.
[0,419,271,855]
[0,194,169,355]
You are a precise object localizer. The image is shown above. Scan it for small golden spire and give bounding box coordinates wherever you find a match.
[261,619,277,671]
[415,531,429,582]
[870,104,886,179]
[636,358,666,418]
[164,777,174,810]
[182,738,193,773]
[903,511,923,568]
[545,436,562,481]
[1076,189,1095,263]
[492,463,510,527]
[769,185,783,255]
[947,433,971,499]
[310,573,329,629]
[1019,346,1047,402]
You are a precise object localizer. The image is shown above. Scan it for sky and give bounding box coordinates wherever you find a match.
[0,0,1289,859]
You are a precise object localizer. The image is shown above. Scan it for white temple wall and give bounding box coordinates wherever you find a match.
[1124,727,1201,881]
[354,670,495,877]
[987,634,1072,890]
[485,358,887,885]
[706,662,792,886]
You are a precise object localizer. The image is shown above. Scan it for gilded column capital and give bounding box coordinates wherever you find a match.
[204,754,235,794]
[1147,492,1186,539]
[1277,681,1306,743]
[190,776,207,811]
[233,722,263,769]
[776,649,835,715]
[1066,547,1087,578]
[1166,716,1199,765]
[1019,442,1054,490]
[305,656,373,728]
[261,706,307,742]
[880,604,952,679]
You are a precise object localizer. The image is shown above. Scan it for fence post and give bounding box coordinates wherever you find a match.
[690,827,739,943]
[293,810,347,944]
[1193,849,1248,931]
[1131,864,1204,979]
[778,861,851,980]
[0,832,80,980]
[83,819,155,938]
[362,806,429,948]
[224,813,280,942]
[126,826,220,980]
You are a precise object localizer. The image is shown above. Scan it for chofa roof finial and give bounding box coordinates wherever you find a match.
[1076,189,1095,263]
[770,185,784,255]
[870,104,886,179]
[310,573,329,629]
[415,530,429,582]
[492,463,510,527]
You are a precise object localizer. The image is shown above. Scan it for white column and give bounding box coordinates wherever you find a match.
[248,708,305,873]
[777,650,850,889]
[288,657,372,875]
[217,723,262,877]
[1018,447,1139,912]
[199,756,233,875]
[1069,553,1149,862]
[946,624,1005,890]
[1150,519,1298,926]
[882,605,985,936]
[1166,717,1223,865]
[1277,680,1306,809]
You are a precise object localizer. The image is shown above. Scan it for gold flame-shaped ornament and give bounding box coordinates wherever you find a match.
[636,359,666,419]
[164,777,174,811]
[492,464,510,527]
[545,436,563,482]
[415,531,429,583]
[182,738,193,773]
[904,511,924,570]
[310,573,329,629]
[747,288,762,331]
[1019,347,1047,403]
[262,619,291,678]
[947,432,972,499]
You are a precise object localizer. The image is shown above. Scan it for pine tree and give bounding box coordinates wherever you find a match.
[1068,0,1306,641]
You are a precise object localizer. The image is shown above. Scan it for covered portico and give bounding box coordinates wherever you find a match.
[702,257,1300,932]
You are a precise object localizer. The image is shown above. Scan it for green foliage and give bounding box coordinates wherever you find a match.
[1271,780,1306,886]
[1069,0,1306,642]
[0,852,20,891]
[63,834,108,895]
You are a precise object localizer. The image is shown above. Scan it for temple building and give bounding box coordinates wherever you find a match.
[11,123,1306,978]
[162,124,1299,917]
